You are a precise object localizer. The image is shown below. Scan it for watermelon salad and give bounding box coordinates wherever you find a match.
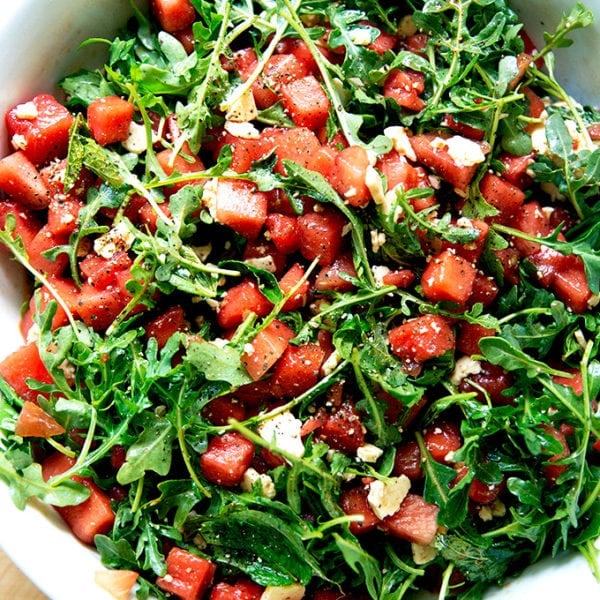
[0,0,600,598]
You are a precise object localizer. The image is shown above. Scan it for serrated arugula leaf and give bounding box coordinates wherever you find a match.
[333,533,382,598]
[185,339,252,388]
[117,416,175,485]
[0,456,90,510]
[197,509,326,586]
[437,533,519,583]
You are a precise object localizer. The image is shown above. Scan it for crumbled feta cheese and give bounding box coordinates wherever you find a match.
[341,222,353,237]
[356,443,384,463]
[383,126,417,161]
[93,222,135,259]
[15,101,38,120]
[244,255,278,273]
[565,118,595,152]
[10,133,27,151]
[349,28,373,46]
[490,498,506,517]
[411,541,437,565]
[224,120,261,139]
[192,243,212,262]
[121,121,147,154]
[372,264,391,287]
[221,86,258,123]
[260,583,305,600]
[450,356,482,386]
[441,135,486,167]
[257,411,305,458]
[587,294,600,309]
[370,229,387,253]
[26,323,40,344]
[344,186,358,199]
[381,189,400,217]
[365,149,378,167]
[202,178,219,218]
[321,349,342,376]
[367,475,411,519]
[530,123,548,155]
[241,467,276,498]
[529,109,550,154]
[365,165,386,205]
[444,450,456,463]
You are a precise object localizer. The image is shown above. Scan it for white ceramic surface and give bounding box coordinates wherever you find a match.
[0,2,598,599]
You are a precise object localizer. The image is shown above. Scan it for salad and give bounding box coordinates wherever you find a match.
[0,0,599,598]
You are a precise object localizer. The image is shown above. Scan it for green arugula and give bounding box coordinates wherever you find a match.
[1,2,600,599]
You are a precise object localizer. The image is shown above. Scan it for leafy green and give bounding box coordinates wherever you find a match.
[1,1,599,599]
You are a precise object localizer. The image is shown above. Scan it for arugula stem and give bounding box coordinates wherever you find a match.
[298,285,396,338]
[0,229,80,336]
[131,476,145,514]
[579,539,600,582]
[278,0,362,146]
[220,4,287,115]
[227,419,339,487]
[437,562,457,600]
[176,405,211,498]
[350,348,386,442]
[425,0,466,113]
[415,431,449,506]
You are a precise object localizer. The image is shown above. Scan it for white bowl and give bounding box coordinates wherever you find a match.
[0,2,599,599]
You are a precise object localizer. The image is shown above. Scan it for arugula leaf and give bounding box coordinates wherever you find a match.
[196,509,326,586]
[117,415,175,485]
[185,339,252,388]
[437,533,519,583]
[478,337,572,379]
[333,533,382,598]
[0,456,90,510]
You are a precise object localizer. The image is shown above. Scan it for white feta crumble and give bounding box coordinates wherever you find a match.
[224,120,261,139]
[26,323,40,344]
[220,86,258,123]
[438,135,486,167]
[411,542,437,565]
[192,243,212,262]
[244,255,278,273]
[15,101,38,120]
[202,178,219,218]
[10,133,27,151]
[341,222,353,237]
[383,126,417,161]
[320,349,342,376]
[370,229,387,253]
[349,28,374,46]
[93,222,135,259]
[260,583,305,600]
[257,411,305,458]
[397,15,417,37]
[356,443,384,463]
[365,165,386,205]
[122,121,149,154]
[372,264,391,287]
[529,109,550,154]
[241,467,276,498]
[450,356,482,386]
[588,294,600,309]
[367,475,411,519]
